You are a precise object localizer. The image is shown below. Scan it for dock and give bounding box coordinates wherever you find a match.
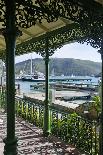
[16,90,91,111]
[49,76,92,82]
[17,76,93,83]
[30,82,98,92]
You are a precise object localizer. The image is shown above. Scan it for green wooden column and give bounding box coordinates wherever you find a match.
[3,0,18,154]
[100,51,103,155]
[43,35,51,136]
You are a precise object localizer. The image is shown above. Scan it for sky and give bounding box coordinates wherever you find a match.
[15,42,101,63]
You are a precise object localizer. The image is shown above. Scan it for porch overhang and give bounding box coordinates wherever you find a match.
[0,0,103,58]
[0,1,103,154]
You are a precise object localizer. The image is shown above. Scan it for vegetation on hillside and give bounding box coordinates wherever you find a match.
[15,58,101,76]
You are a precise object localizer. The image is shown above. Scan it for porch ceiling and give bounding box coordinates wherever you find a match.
[0,18,74,58]
[0,0,103,58]
[15,18,72,48]
[95,0,103,5]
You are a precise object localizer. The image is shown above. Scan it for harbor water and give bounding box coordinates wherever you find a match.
[15,76,100,109]
[15,76,100,93]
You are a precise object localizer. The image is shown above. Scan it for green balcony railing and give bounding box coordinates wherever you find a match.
[0,89,99,155]
[15,97,44,128]
[50,108,99,155]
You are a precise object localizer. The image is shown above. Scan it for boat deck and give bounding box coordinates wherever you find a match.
[0,111,84,155]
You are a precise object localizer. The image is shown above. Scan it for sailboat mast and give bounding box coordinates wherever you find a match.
[30,55,32,74]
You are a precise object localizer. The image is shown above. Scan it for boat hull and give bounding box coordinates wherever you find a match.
[21,78,45,82]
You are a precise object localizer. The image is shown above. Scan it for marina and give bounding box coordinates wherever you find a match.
[16,75,94,82]
[15,76,100,93]
[0,1,102,154]
[14,76,100,112]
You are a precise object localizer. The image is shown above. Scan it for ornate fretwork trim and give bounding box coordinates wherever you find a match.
[0,22,102,59]
[78,21,103,52]
[0,0,103,28]
[15,23,85,58]
[0,0,5,27]
[0,0,103,58]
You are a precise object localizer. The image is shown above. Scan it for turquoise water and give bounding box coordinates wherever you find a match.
[15,76,100,93]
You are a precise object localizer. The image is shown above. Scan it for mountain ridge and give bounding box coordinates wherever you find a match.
[15,58,101,76]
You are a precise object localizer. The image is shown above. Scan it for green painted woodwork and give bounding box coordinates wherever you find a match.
[14,96,99,155]
[0,91,100,154]
[0,0,102,59]
[3,0,18,154]
[43,35,51,136]
[0,0,103,154]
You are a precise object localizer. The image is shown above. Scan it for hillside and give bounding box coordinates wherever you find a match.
[15,58,101,76]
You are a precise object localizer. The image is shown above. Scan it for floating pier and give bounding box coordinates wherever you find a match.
[30,82,98,92]
[56,94,91,101]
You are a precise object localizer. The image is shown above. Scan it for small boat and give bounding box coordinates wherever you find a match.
[30,82,45,90]
[17,55,45,82]
[21,72,45,82]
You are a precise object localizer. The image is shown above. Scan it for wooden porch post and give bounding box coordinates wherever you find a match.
[3,0,18,154]
[43,35,51,136]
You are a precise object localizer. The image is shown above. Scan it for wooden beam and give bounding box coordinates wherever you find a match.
[0,36,5,48]
[16,31,45,45]
[0,42,5,47]
[36,23,49,32]
[19,28,34,37]
[19,24,49,39]
[60,17,71,25]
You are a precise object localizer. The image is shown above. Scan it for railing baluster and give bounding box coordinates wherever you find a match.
[0,92,100,155]
[91,122,93,155]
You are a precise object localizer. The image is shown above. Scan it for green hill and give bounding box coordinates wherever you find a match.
[15,58,101,76]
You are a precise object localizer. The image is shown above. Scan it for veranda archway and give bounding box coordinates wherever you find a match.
[0,0,103,154]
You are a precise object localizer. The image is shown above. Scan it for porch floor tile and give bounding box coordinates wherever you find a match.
[0,112,84,155]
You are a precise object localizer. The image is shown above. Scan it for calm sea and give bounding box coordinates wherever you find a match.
[15,76,100,93]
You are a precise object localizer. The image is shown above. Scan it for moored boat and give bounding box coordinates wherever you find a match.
[21,72,45,82]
